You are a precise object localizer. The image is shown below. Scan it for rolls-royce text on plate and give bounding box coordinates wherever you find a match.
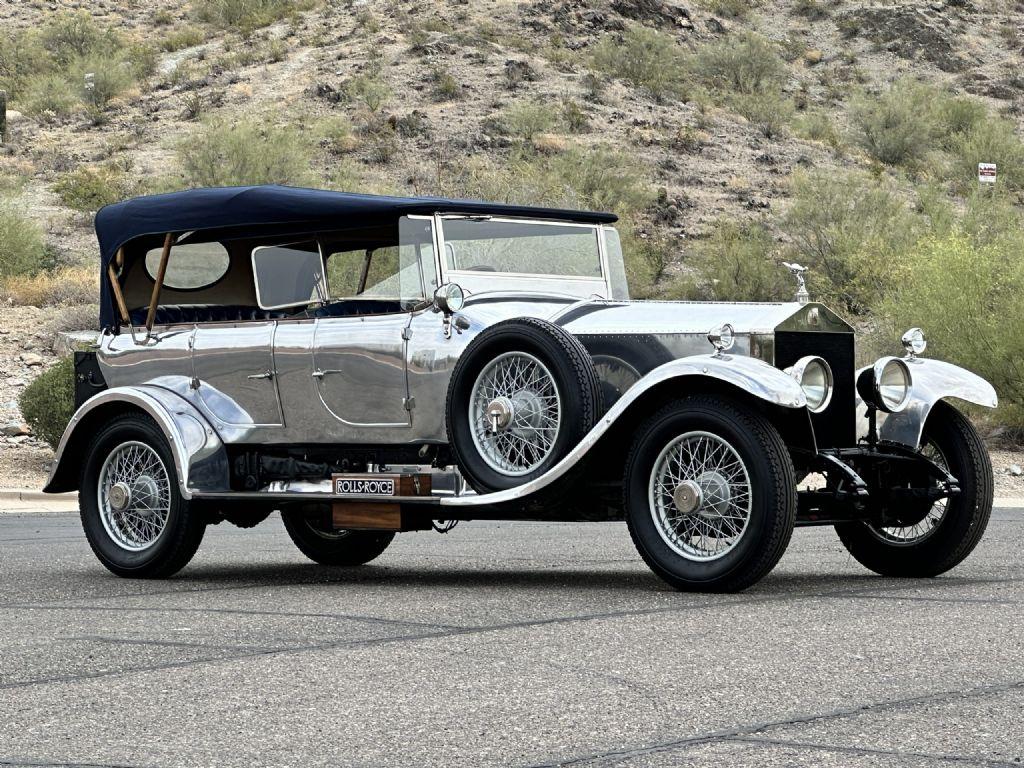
[45,185,998,591]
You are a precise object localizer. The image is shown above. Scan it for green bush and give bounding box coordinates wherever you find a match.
[19,357,75,449]
[937,96,987,145]
[20,73,81,117]
[72,54,137,111]
[1,12,153,116]
[193,0,316,32]
[850,79,1013,173]
[691,33,787,96]
[0,201,46,280]
[431,69,460,101]
[851,79,940,167]
[783,170,922,314]
[161,26,207,52]
[174,119,316,187]
[684,220,790,302]
[879,233,1024,428]
[794,110,841,148]
[948,118,1024,191]
[733,92,794,138]
[500,100,560,139]
[591,25,688,101]
[39,12,120,68]
[54,165,134,213]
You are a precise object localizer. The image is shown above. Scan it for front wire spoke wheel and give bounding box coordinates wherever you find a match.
[97,440,171,552]
[648,430,753,562]
[870,439,950,545]
[469,351,562,476]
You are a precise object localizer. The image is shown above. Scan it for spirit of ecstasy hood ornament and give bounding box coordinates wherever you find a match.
[782,262,809,305]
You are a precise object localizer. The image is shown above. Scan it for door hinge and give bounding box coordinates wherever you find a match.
[401,326,413,341]
[403,397,416,411]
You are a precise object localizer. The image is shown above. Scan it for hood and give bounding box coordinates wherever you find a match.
[554,300,853,337]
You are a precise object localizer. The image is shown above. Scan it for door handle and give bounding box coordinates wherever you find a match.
[247,370,275,380]
[312,369,343,379]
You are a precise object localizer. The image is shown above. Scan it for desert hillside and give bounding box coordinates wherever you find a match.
[3,0,1024,486]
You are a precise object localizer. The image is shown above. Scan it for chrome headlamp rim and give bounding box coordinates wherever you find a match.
[707,323,735,354]
[901,327,927,358]
[785,355,834,414]
[857,356,913,414]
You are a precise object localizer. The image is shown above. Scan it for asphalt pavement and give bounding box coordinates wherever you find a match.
[1,507,1022,767]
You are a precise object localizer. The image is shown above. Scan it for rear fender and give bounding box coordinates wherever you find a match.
[43,386,229,497]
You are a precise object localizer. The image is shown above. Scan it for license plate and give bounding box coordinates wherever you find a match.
[332,474,399,497]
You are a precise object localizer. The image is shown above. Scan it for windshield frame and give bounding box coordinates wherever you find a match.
[435,215,611,292]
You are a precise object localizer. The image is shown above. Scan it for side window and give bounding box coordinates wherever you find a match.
[325,247,402,300]
[252,241,323,309]
[145,242,230,290]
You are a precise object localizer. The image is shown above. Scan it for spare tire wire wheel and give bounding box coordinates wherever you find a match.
[469,351,562,476]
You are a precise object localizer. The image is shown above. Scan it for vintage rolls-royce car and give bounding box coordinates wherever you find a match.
[44,185,998,592]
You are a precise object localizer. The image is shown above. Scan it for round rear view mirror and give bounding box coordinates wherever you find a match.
[434,283,465,314]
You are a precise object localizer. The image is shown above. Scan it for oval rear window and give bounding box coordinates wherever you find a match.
[145,242,230,290]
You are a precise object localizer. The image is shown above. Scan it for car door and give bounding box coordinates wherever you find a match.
[192,322,283,427]
[311,313,411,427]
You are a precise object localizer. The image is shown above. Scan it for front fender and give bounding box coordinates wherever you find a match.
[871,358,998,449]
[442,354,807,508]
[43,385,230,498]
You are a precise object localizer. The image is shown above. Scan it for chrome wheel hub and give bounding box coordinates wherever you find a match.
[97,441,171,552]
[486,396,515,432]
[108,481,131,512]
[672,480,702,516]
[649,431,753,562]
[470,352,562,477]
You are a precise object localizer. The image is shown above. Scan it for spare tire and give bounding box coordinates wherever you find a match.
[445,317,604,493]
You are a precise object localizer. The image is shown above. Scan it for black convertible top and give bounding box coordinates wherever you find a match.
[96,184,617,328]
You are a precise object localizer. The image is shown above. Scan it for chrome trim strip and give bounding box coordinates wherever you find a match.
[439,354,808,508]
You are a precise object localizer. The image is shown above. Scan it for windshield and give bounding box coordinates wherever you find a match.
[440,218,603,278]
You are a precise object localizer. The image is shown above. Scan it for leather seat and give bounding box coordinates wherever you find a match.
[128,304,295,326]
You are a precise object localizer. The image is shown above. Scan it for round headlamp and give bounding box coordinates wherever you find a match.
[786,356,834,413]
[857,356,913,413]
[901,327,926,358]
[707,323,735,354]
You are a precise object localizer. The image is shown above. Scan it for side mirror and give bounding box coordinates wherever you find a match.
[433,283,465,314]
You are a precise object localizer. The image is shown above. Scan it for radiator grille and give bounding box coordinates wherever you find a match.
[774,331,856,447]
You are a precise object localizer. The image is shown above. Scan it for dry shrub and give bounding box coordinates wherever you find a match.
[1,266,97,307]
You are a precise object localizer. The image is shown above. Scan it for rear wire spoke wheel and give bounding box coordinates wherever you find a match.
[97,441,172,551]
[836,401,993,577]
[80,414,205,578]
[625,396,796,593]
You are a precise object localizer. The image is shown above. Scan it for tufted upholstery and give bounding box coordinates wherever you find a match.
[129,300,407,326]
[301,300,402,318]
[129,304,295,326]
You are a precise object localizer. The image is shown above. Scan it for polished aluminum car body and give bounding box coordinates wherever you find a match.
[46,194,997,523]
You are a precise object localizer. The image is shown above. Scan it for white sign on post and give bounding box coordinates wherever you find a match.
[978,162,997,184]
